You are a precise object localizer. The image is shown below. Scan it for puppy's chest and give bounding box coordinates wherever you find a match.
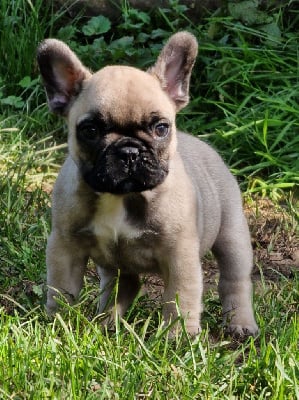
[88,195,159,271]
[91,199,141,241]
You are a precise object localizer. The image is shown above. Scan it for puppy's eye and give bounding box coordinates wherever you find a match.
[77,123,99,142]
[154,122,169,138]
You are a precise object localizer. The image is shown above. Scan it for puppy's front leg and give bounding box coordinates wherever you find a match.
[46,231,87,314]
[162,242,203,336]
[97,266,140,325]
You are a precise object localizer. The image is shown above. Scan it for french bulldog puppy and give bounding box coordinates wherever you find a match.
[37,32,258,336]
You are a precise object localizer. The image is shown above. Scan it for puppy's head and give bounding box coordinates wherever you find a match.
[37,32,198,194]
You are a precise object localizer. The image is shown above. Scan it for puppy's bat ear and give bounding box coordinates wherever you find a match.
[37,39,91,115]
[148,31,198,111]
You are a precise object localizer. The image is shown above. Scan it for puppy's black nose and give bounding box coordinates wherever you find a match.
[118,146,139,163]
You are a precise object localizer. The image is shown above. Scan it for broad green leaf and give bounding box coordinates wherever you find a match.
[82,16,111,36]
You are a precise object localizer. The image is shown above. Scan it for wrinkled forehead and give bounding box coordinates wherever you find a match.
[70,66,175,125]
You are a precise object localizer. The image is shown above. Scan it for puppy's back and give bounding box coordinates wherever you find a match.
[177,131,244,253]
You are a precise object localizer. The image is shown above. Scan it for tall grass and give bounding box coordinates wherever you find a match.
[0,0,62,89]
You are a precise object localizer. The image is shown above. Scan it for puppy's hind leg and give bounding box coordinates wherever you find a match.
[97,266,140,326]
[212,214,259,337]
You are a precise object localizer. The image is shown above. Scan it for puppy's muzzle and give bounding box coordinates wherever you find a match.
[81,137,168,194]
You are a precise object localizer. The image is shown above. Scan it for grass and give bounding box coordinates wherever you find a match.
[0,0,298,398]
[0,276,298,399]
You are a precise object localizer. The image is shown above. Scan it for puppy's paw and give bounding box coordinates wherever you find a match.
[185,324,202,338]
[46,298,59,316]
[166,321,201,340]
[97,307,121,332]
[226,322,259,338]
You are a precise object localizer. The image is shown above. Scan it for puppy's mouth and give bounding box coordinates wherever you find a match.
[81,139,169,194]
